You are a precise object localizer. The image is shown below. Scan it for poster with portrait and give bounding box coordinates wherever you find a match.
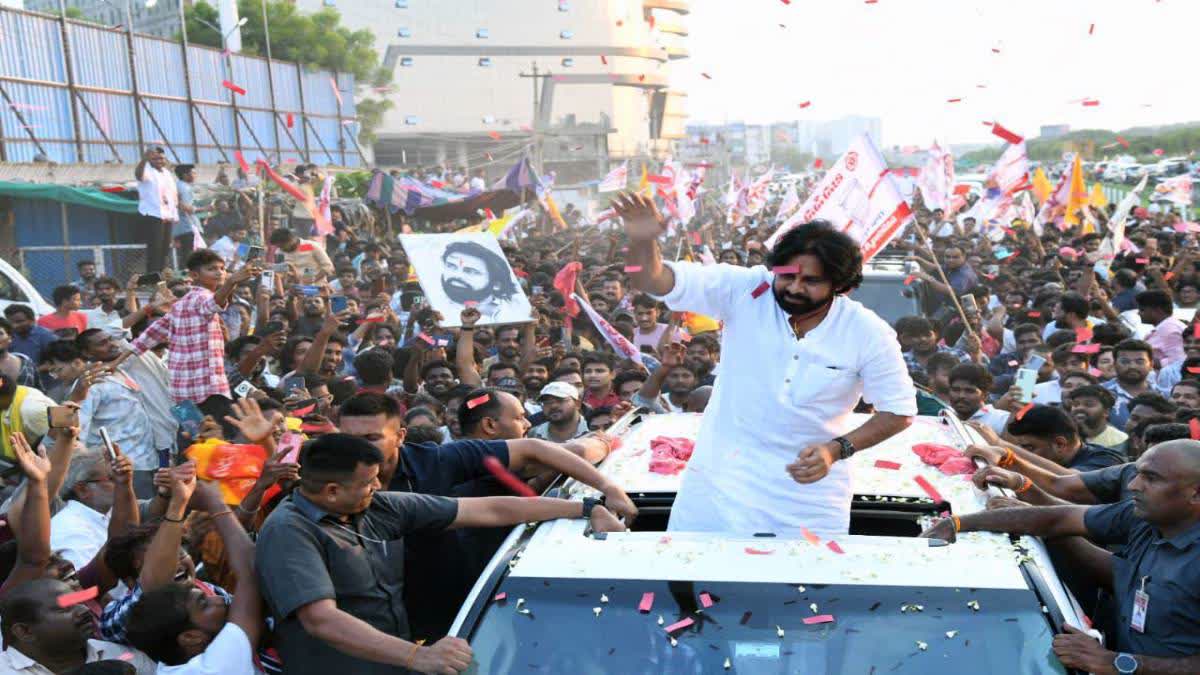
[398,233,532,327]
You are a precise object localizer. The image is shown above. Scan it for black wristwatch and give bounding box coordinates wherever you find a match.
[581,497,601,519]
[1114,653,1139,674]
[832,436,856,461]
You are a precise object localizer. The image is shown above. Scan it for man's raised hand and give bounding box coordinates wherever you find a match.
[612,191,664,242]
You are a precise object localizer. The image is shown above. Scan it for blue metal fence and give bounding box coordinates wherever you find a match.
[0,5,360,166]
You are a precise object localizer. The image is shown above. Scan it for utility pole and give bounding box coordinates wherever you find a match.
[519,61,548,175]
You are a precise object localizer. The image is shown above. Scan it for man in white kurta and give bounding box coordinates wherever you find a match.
[652,260,917,534]
[615,192,917,536]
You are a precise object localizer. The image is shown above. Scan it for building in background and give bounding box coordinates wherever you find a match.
[294,0,691,185]
[681,115,882,169]
[26,0,183,37]
[1039,124,1071,139]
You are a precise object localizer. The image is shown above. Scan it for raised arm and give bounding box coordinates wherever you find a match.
[298,311,343,375]
[3,433,53,589]
[455,307,483,388]
[195,480,262,644]
[139,462,195,591]
[613,192,675,296]
[107,443,140,538]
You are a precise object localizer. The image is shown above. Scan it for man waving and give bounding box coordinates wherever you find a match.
[616,193,916,534]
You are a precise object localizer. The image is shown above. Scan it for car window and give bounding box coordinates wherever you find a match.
[851,277,919,327]
[0,271,29,303]
[466,578,1066,674]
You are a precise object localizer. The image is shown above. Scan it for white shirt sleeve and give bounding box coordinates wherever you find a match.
[161,623,257,675]
[857,323,918,416]
[652,261,763,323]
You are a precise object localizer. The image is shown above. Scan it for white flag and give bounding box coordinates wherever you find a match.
[598,162,628,193]
[777,184,800,220]
[1099,173,1148,259]
[917,142,955,211]
[986,141,1030,195]
[767,133,913,262]
[1154,174,1193,206]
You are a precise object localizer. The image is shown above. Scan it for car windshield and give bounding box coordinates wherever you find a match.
[465,579,1065,674]
[851,277,919,326]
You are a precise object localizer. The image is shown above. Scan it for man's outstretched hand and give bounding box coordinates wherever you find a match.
[612,191,665,242]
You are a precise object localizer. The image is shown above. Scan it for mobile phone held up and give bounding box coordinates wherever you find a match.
[330,295,349,314]
[98,427,117,462]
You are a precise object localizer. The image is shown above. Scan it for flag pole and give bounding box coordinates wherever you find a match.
[912,223,982,346]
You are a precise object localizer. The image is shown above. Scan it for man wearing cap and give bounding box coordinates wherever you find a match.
[616,194,916,535]
[528,381,589,443]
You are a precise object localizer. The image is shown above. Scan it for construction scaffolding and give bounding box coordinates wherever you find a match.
[0,4,362,167]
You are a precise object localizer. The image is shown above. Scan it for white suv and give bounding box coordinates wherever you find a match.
[451,412,1091,673]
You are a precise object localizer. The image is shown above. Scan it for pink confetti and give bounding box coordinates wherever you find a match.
[493,592,507,602]
[804,614,835,624]
[700,592,714,608]
[826,541,845,555]
[56,586,98,608]
[914,475,945,503]
[664,617,695,633]
[801,528,821,545]
[464,300,479,308]
[772,265,800,275]
[750,281,770,299]
[874,460,901,470]
[744,547,775,555]
[638,592,654,613]
[624,265,643,273]
[417,332,435,345]
[118,652,136,662]
[1072,344,1100,354]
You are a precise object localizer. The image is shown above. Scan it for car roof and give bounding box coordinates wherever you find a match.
[516,413,1032,591]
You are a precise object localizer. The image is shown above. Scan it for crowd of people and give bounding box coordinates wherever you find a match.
[0,144,1197,673]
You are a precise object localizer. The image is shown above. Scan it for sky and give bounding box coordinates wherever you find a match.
[678,0,1199,148]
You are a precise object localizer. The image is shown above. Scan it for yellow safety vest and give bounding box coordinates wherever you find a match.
[0,385,31,462]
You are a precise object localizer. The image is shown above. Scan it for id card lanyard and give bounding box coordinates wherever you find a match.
[1131,575,1149,634]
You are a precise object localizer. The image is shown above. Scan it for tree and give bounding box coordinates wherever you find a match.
[184,1,393,147]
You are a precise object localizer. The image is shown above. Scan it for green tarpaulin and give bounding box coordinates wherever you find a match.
[0,182,139,214]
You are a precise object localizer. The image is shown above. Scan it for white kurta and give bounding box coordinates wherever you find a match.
[655,261,917,536]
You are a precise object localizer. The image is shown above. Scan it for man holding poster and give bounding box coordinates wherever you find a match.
[616,188,916,535]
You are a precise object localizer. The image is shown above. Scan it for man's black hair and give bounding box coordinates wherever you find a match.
[269,227,296,246]
[2,304,34,321]
[441,241,519,301]
[173,164,194,179]
[419,359,456,381]
[899,317,938,338]
[126,583,193,665]
[486,361,518,379]
[1006,404,1080,443]
[1065,384,1116,410]
[1130,392,1176,416]
[948,363,992,392]
[1135,289,1173,314]
[300,433,383,485]
[51,285,80,307]
[340,392,403,420]
[354,349,394,387]
[766,221,863,294]
[1012,322,1042,340]
[632,295,659,310]
[458,387,504,435]
[613,370,646,390]
[1113,338,1154,362]
[185,249,224,271]
[581,352,613,371]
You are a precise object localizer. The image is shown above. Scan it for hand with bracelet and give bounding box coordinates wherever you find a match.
[786,437,854,484]
[164,462,198,524]
[408,635,472,674]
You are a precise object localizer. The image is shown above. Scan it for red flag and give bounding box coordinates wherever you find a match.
[990,121,1024,144]
[221,80,246,96]
[234,151,250,174]
[553,262,583,319]
[1117,136,1130,149]
[286,113,294,128]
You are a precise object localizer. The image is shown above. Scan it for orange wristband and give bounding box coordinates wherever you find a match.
[951,515,961,533]
[405,642,422,669]
[1016,476,1033,493]
[998,448,1016,468]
